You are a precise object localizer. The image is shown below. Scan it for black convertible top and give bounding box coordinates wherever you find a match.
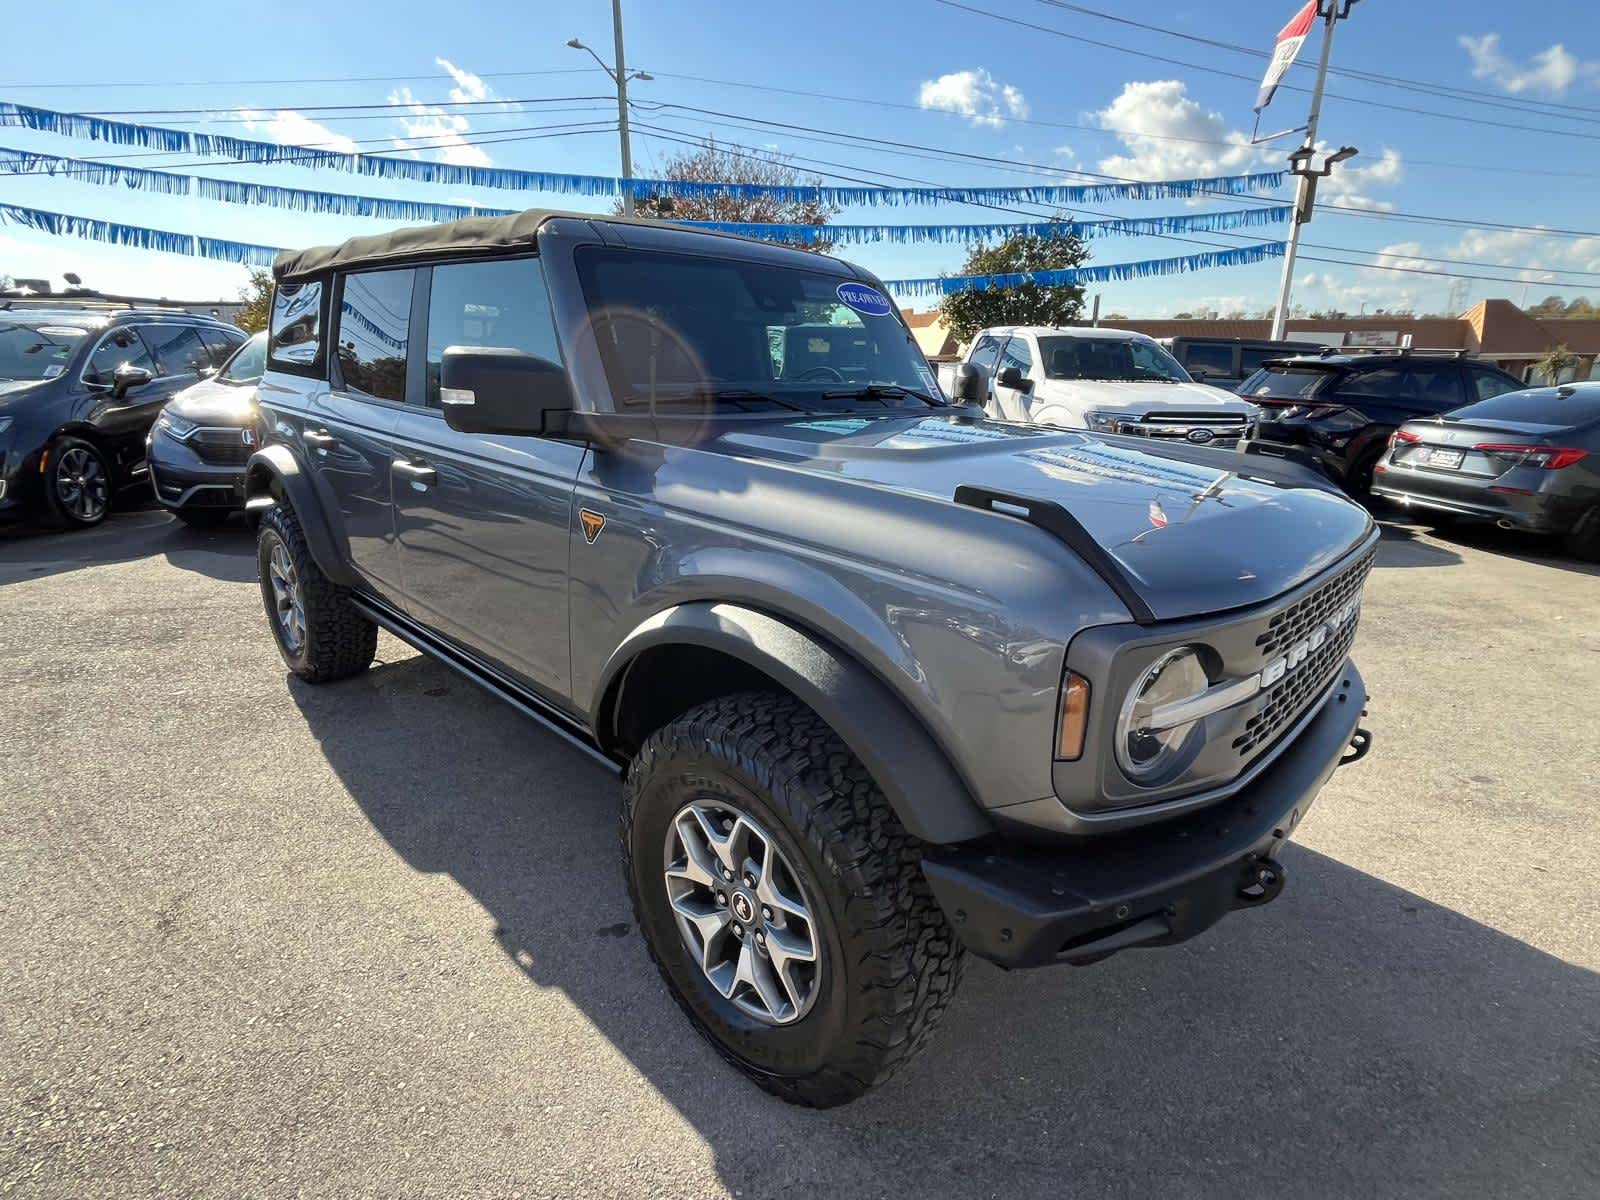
[271,207,767,282]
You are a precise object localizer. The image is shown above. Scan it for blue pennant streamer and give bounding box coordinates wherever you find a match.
[0,100,1286,208]
[0,201,280,267]
[679,207,1287,245]
[881,242,1287,299]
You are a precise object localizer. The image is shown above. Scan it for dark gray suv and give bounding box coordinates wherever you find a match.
[244,210,1377,1106]
[0,302,245,527]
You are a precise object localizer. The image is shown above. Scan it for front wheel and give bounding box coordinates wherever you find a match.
[43,436,112,529]
[623,691,965,1107]
[1563,505,1600,562]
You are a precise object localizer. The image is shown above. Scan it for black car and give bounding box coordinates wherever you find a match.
[1163,336,1323,392]
[0,303,247,528]
[1242,351,1526,497]
[146,331,266,525]
[1372,381,1600,559]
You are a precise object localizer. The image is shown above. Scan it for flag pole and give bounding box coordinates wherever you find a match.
[1269,2,1355,341]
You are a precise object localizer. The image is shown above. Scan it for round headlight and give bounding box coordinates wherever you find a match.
[1116,647,1209,784]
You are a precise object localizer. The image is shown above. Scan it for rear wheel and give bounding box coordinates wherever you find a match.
[1563,505,1600,562]
[623,691,965,1107]
[256,503,377,682]
[43,437,112,529]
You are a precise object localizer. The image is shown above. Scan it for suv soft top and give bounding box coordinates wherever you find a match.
[272,206,780,283]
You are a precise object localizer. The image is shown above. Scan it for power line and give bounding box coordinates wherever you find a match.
[76,94,613,118]
[934,0,1600,144]
[0,68,604,91]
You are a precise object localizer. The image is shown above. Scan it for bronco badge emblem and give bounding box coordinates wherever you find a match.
[579,509,606,544]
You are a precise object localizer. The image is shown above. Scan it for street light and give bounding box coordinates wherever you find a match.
[567,4,651,215]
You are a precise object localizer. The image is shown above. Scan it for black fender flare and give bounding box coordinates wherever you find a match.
[594,602,994,845]
[242,445,361,587]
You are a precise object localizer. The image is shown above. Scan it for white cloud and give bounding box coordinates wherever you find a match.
[1318,146,1402,212]
[437,57,490,104]
[237,109,359,155]
[917,69,1028,128]
[1092,80,1261,180]
[1458,33,1596,95]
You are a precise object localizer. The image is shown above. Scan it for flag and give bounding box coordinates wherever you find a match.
[1255,1,1318,112]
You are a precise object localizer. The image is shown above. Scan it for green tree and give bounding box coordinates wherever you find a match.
[1534,343,1579,384]
[235,268,273,333]
[622,139,840,252]
[937,230,1089,344]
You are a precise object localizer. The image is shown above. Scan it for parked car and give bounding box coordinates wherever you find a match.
[146,331,266,525]
[1162,336,1324,392]
[244,210,1376,1107]
[960,326,1260,446]
[1372,381,1600,559]
[1243,350,1525,497]
[0,302,246,528]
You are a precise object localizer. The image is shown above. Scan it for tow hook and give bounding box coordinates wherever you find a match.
[1233,856,1286,909]
[1340,726,1373,767]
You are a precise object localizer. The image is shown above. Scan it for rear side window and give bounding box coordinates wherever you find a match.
[334,268,414,403]
[1240,347,1285,375]
[269,279,324,370]
[140,324,212,377]
[424,257,560,408]
[1469,365,1521,402]
[1405,362,1466,411]
[1451,387,1600,425]
[1334,366,1409,398]
[1181,343,1235,375]
[82,327,155,386]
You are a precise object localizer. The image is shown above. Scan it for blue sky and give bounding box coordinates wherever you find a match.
[3,0,1599,318]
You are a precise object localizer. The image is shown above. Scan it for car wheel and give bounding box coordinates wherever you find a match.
[174,508,234,529]
[623,691,965,1108]
[43,436,112,529]
[256,503,377,682]
[1562,505,1600,562]
[1348,447,1387,504]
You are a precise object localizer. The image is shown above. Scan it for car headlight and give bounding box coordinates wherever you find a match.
[1085,410,1125,433]
[157,412,197,439]
[1116,647,1211,784]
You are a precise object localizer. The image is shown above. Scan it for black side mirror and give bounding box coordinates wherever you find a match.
[995,365,1033,393]
[440,346,573,436]
[1190,368,1209,381]
[112,364,154,398]
[952,362,988,404]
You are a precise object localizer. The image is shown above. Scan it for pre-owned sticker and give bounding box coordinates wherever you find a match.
[836,282,894,318]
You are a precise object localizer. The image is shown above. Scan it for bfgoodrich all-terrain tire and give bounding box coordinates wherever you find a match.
[256,503,377,683]
[623,691,966,1107]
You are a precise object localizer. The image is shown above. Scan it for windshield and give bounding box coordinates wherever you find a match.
[218,332,267,385]
[574,247,943,411]
[1241,367,1336,400]
[0,322,88,381]
[1038,336,1192,384]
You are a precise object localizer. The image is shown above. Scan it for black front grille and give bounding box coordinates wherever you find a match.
[1255,548,1375,657]
[189,428,253,465]
[1232,616,1358,757]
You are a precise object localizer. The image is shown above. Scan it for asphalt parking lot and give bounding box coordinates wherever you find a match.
[2,501,1597,1199]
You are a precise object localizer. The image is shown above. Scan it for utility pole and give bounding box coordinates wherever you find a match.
[1269,1,1360,341]
[567,1,651,216]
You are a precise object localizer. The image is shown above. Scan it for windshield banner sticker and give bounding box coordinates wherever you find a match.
[836,282,894,318]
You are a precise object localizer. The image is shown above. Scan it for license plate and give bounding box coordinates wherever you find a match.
[1426,447,1464,469]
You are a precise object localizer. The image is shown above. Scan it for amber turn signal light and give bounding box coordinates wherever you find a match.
[1056,672,1091,760]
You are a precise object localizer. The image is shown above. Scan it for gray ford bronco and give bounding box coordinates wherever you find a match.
[245,209,1376,1107]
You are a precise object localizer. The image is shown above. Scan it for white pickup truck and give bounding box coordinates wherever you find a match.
[946,325,1261,446]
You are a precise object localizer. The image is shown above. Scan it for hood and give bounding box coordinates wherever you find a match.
[1032,377,1256,414]
[165,377,260,424]
[712,411,1372,621]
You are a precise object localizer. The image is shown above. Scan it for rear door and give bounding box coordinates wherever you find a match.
[305,268,414,593]
[390,255,584,700]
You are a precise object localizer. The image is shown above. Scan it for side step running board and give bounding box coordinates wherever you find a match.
[349,593,624,776]
[954,484,1157,625]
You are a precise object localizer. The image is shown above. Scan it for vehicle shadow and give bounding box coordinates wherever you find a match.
[1372,520,1463,569]
[1370,500,1600,577]
[291,655,1600,1199]
[0,506,256,585]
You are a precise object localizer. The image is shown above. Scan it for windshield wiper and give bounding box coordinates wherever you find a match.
[819,384,942,408]
[621,387,813,413]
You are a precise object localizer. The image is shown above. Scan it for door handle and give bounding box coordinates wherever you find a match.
[392,458,438,489]
[303,428,337,451]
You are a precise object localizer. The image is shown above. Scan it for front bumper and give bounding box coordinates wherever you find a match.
[147,431,246,511]
[1372,466,1572,533]
[923,661,1367,968]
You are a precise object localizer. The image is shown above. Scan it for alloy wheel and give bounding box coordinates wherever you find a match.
[54,447,108,523]
[663,801,821,1025]
[266,538,306,654]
